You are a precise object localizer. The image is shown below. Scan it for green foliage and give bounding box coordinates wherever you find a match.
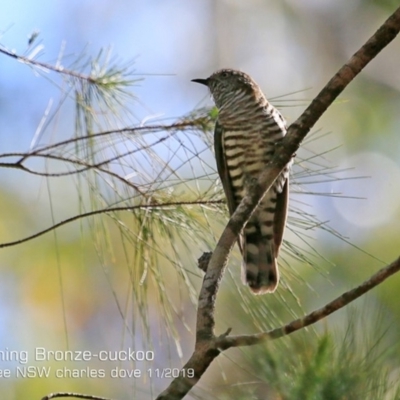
[227,327,399,400]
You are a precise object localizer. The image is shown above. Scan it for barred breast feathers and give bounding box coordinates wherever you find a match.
[217,89,287,137]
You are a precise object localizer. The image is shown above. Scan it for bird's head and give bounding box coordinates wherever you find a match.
[192,69,261,109]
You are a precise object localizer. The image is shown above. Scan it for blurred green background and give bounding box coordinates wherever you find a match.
[0,1,400,399]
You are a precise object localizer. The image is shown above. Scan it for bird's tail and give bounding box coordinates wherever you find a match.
[241,233,280,294]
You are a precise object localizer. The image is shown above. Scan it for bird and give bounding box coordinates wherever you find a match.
[192,69,291,294]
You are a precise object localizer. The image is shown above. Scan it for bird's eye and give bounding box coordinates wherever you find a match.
[221,71,229,78]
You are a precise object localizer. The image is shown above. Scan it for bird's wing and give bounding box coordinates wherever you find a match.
[214,121,245,254]
[273,177,289,256]
[214,121,237,216]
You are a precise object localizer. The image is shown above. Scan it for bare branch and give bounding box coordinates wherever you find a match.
[157,6,400,400]
[0,118,213,199]
[0,116,212,157]
[218,256,400,348]
[0,200,223,249]
[0,45,99,83]
[41,392,113,400]
[156,255,400,399]
[0,152,148,196]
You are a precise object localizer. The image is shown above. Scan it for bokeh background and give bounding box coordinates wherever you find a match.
[1,0,400,399]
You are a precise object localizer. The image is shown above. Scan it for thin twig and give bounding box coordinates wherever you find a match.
[41,393,113,400]
[0,45,100,83]
[0,200,224,249]
[0,117,212,159]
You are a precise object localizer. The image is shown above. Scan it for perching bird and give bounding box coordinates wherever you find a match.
[192,69,291,294]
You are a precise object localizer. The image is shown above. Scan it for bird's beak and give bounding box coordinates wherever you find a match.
[191,78,209,86]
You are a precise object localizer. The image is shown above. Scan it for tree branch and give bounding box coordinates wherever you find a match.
[41,392,112,400]
[218,256,400,348]
[0,45,100,83]
[0,116,212,158]
[156,6,400,400]
[156,256,400,400]
[0,118,214,201]
[0,200,223,249]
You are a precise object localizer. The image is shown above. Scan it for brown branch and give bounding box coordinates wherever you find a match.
[41,392,112,400]
[156,256,400,400]
[0,44,139,87]
[156,6,400,400]
[0,152,148,197]
[0,117,214,202]
[1,134,172,176]
[0,116,212,159]
[218,256,400,348]
[0,200,224,249]
[0,45,99,83]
